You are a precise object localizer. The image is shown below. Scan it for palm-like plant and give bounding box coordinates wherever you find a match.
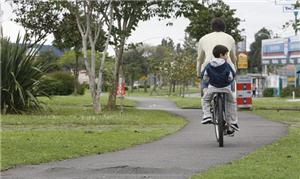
[1,36,48,114]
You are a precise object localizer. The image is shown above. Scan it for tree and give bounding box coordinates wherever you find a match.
[13,1,61,45]
[67,0,113,113]
[141,45,162,95]
[160,38,177,94]
[36,51,61,72]
[147,39,176,95]
[52,13,82,94]
[176,35,197,97]
[160,40,196,96]
[123,46,148,92]
[106,1,178,109]
[248,28,272,73]
[175,52,196,97]
[106,1,152,109]
[59,50,84,74]
[182,33,198,55]
[183,0,242,41]
[13,1,114,113]
[52,12,106,95]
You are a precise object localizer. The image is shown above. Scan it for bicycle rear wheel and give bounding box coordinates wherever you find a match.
[213,99,219,142]
[217,95,225,147]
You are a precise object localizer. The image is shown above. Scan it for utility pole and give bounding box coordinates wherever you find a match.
[294,11,299,35]
[0,3,3,39]
[294,0,300,35]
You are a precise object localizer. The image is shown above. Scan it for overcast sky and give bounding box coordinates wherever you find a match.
[1,0,297,54]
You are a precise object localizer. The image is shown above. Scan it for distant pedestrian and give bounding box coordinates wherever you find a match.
[252,83,257,97]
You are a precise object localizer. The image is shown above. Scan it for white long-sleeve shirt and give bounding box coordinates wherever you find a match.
[196,32,237,77]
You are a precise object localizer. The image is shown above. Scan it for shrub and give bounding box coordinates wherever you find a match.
[77,83,86,95]
[281,86,300,97]
[39,72,75,95]
[1,37,49,113]
[263,88,277,97]
[139,85,151,88]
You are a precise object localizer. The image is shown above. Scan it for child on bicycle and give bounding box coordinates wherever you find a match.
[201,45,239,132]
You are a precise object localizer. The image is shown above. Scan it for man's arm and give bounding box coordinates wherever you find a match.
[196,39,205,77]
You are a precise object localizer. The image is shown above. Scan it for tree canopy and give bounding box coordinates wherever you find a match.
[183,0,242,42]
[248,27,272,73]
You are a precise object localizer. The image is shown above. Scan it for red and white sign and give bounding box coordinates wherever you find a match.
[117,78,126,97]
[236,76,252,109]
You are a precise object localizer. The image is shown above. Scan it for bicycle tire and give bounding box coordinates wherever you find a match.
[218,95,225,147]
[213,97,219,142]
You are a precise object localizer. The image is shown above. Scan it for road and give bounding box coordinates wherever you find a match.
[1,97,287,179]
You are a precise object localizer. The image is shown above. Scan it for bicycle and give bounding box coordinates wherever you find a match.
[210,92,233,147]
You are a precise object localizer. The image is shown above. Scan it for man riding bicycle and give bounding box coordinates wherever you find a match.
[197,17,240,132]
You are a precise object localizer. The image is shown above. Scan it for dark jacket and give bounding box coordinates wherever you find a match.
[201,58,236,88]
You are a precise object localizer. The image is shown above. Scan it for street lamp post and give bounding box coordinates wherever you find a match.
[294,0,300,35]
[0,3,3,39]
[294,11,298,35]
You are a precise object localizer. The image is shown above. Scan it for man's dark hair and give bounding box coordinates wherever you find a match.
[213,45,229,58]
[211,18,226,32]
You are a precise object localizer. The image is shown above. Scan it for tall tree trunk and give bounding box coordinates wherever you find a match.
[74,51,80,95]
[150,74,158,96]
[96,2,114,113]
[90,44,99,113]
[82,37,93,100]
[179,85,182,97]
[130,74,134,92]
[172,80,176,93]
[108,37,125,110]
[158,74,163,90]
[96,1,113,112]
[144,79,147,92]
[168,80,172,96]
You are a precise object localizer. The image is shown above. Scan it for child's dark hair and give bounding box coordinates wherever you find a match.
[211,18,226,32]
[213,45,229,58]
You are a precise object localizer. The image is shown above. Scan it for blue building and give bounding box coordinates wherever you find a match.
[261,35,300,88]
[262,35,300,65]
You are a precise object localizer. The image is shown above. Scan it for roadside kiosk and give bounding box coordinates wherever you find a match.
[236,76,253,109]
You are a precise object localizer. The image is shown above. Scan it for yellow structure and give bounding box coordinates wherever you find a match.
[238,53,248,69]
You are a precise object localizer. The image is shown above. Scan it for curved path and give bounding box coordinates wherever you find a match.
[2,97,287,179]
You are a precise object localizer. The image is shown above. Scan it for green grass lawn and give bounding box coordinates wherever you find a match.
[168,96,201,109]
[158,94,300,178]
[126,86,200,97]
[161,95,300,110]
[190,97,300,179]
[125,87,202,109]
[253,97,300,110]
[0,94,186,170]
[192,110,300,179]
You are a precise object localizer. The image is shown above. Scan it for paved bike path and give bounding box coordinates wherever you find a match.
[2,97,287,179]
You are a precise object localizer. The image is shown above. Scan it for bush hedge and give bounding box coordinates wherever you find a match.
[263,88,277,97]
[139,85,151,89]
[39,72,75,96]
[77,84,86,95]
[281,86,300,97]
